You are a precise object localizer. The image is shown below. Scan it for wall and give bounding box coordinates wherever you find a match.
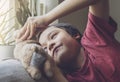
[36,0,58,24]
[59,0,120,42]
[59,8,88,34]
[110,0,120,41]
[36,0,58,15]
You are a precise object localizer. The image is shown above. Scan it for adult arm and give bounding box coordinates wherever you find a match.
[46,0,109,23]
[16,0,97,41]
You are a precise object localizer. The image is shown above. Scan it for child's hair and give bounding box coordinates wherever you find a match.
[49,23,82,42]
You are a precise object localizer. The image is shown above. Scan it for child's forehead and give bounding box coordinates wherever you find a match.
[41,26,64,36]
[42,26,59,35]
[39,26,61,43]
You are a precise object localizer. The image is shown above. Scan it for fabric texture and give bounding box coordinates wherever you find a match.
[0,59,35,82]
[65,13,120,82]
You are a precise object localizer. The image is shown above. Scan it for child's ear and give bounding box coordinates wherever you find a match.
[73,34,81,39]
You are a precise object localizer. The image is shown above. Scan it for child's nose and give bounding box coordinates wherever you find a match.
[48,41,55,51]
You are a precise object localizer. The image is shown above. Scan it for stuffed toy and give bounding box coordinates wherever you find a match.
[14,40,53,82]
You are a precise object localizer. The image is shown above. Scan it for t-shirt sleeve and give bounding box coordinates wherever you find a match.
[81,12,117,46]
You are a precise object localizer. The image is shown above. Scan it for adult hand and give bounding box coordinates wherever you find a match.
[16,15,49,42]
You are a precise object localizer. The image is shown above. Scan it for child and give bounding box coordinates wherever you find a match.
[16,0,120,82]
[38,19,120,82]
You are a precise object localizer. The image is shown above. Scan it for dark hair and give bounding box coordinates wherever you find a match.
[49,23,82,42]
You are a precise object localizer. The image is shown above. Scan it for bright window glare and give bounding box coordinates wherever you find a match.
[0,0,15,45]
[0,0,9,24]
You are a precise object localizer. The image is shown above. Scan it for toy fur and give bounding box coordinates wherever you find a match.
[14,40,53,82]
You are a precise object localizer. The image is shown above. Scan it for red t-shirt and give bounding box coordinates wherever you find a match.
[65,13,120,82]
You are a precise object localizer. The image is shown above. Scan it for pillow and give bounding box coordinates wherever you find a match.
[0,59,35,82]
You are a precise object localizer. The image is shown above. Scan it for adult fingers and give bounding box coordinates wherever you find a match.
[20,22,30,41]
[27,66,42,80]
[27,22,36,39]
[16,21,28,39]
[44,60,53,78]
[16,28,26,39]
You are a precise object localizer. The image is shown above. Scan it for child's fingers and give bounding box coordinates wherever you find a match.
[44,60,53,78]
[28,51,47,80]
[27,66,42,80]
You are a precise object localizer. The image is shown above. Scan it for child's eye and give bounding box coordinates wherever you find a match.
[51,33,57,39]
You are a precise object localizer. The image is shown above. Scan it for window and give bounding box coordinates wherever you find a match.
[0,0,16,45]
[0,0,59,45]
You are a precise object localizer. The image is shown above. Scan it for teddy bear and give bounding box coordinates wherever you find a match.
[14,40,54,82]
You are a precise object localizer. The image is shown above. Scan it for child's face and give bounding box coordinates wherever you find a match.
[39,26,81,67]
